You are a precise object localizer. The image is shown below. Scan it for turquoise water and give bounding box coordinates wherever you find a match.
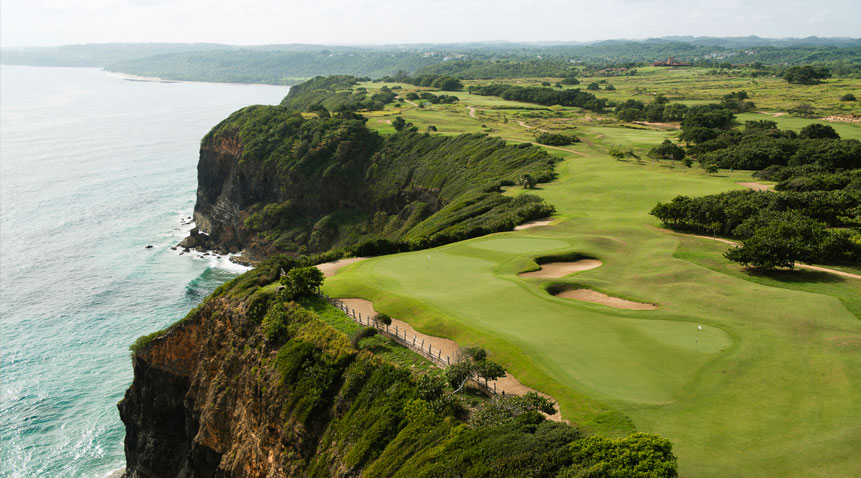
[0,66,288,477]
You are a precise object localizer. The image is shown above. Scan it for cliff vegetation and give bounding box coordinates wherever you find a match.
[189,81,558,258]
[120,256,678,477]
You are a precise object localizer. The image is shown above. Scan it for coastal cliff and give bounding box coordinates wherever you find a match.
[119,258,678,477]
[181,102,557,260]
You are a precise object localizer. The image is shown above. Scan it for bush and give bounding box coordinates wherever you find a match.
[351,327,378,349]
[840,93,857,101]
[279,266,325,301]
[535,132,580,146]
[562,433,678,478]
[374,313,392,326]
[648,139,686,161]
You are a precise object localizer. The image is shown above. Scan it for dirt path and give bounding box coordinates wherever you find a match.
[316,257,368,278]
[513,218,554,230]
[737,181,774,191]
[516,120,548,133]
[503,138,586,156]
[396,96,419,107]
[689,235,861,279]
[338,297,563,422]
[519,260,603,279]
[554,289,657,310]
[466,106,477,118]
[757,111,787,117]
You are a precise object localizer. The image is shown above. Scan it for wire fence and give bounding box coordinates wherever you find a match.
[320,293,499,396]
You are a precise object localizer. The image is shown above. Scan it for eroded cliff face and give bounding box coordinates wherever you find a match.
[119,297,295,477]
[188,133,281,257]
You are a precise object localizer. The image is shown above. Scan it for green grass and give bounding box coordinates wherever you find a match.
[323,134,861,476]
[318,76,861,476]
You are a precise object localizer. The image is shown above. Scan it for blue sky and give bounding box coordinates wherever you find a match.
[1,0,859,47]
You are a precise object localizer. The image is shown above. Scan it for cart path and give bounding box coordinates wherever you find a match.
[688,235,860,280]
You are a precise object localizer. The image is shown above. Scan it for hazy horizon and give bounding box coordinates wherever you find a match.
[2,0,860,48]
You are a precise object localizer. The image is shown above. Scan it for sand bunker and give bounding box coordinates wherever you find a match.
[737,182,774,191]
[519,259,602,279]
[315,257,368,278]
[514,218,554,230]
[555,289,657,310]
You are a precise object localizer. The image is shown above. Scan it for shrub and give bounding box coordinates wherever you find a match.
[648,139,686,161]
[562,433,678,478]
[840,93,856,101]
[350,327,378,349]
[279,266,325,301]
[535,132,579,146]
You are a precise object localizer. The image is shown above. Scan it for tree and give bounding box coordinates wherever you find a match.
[518,173,536,189]
[392,116,406,131]
[279,266,324,301]
[648,139,686,161]
[799,123,840,140]
[782,65,831,85]
[587,82,600,91]
[373,312,392,327]
[725,211,827,270]
[445,347,506,393]
[561,76,580,85]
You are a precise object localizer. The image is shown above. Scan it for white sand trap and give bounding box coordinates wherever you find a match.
[555,289,657,310]
[737,181,773,191]
[315,257,368,278]
[514,218,554,230]
[519,260,602,279]
[336,297,564,422]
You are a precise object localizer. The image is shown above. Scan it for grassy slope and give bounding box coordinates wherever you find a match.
[319,72,860,476]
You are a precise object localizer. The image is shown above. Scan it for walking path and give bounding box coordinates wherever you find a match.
[466,106,477,118]
[688,234,861,279]
[314,257,563,421]
[339,298,563,422]
[503,138,586,156]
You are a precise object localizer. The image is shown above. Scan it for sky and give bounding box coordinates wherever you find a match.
[1,0,859,47]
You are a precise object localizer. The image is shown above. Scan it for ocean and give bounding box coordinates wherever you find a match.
[0,65,288,477]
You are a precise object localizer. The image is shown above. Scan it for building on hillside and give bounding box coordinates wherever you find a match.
[652,56,690,67]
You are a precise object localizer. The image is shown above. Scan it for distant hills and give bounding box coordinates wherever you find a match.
[2,37,858,85]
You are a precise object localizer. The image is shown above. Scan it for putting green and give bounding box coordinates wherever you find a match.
[323,116,861,476]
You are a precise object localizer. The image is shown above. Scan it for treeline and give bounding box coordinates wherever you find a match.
[615,92,753,124]
[380,72,464,90]
[404,92,459,104]
[691,122,861,172]
[413,59,577,79]
[467,84,607,112]
[104,50,442,84]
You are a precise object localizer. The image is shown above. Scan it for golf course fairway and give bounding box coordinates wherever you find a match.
[323,122,861,476]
